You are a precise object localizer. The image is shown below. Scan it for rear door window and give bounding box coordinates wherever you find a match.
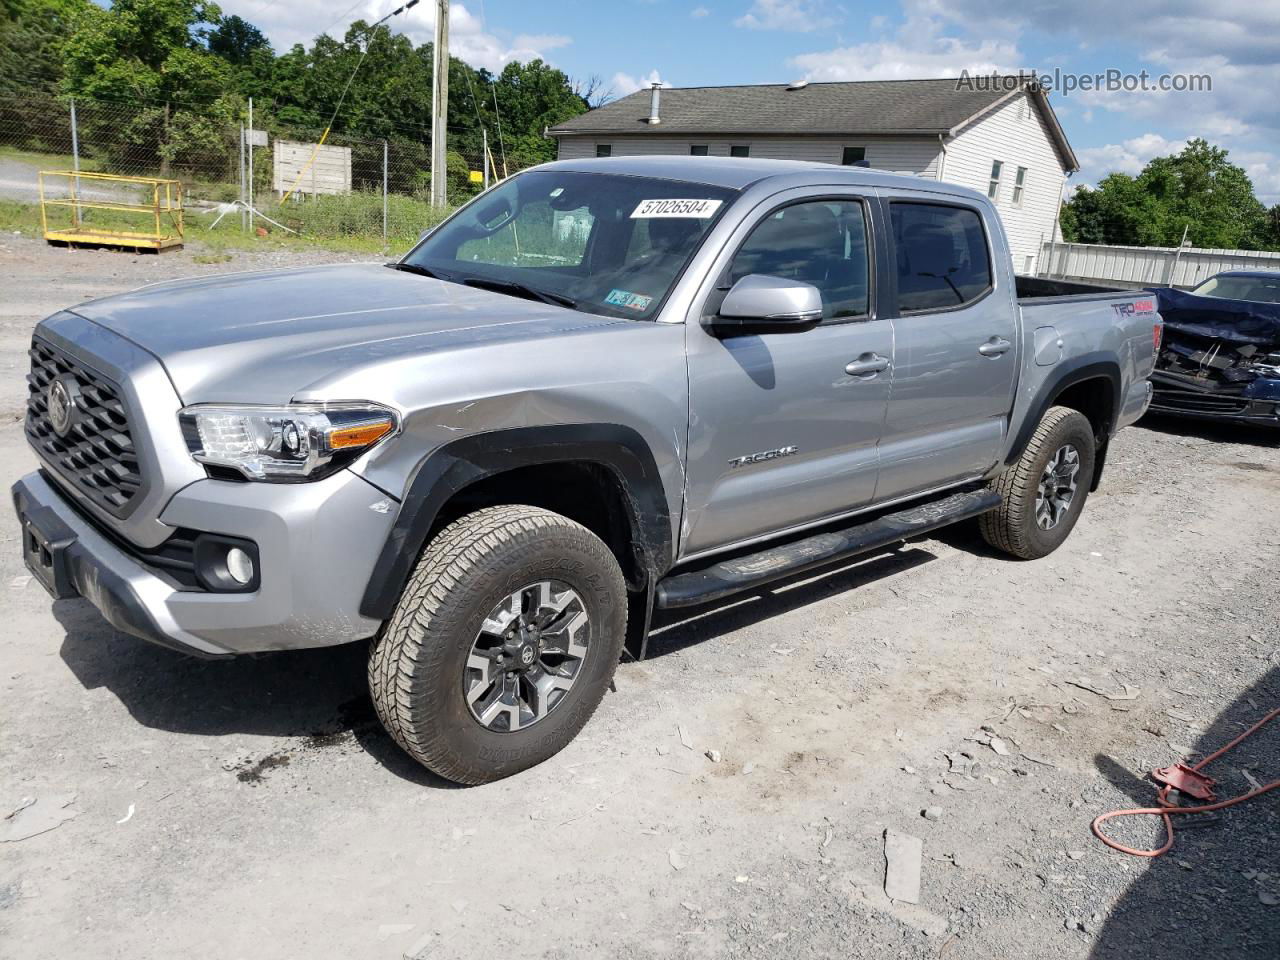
[890,202,993,313]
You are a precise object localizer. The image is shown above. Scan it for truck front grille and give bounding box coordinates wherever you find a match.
[25,337,144,517]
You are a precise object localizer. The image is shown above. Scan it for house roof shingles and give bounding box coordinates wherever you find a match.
[548,77,1078,172]
[549,78,1014,137]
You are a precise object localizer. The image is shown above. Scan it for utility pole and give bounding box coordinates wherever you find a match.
[482,128,489,190]
[69,98,81,227]
[430,0,449,208]
[239,124,246,231]
[248,97,255,231]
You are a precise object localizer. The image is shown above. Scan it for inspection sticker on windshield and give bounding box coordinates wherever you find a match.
[605,289,653,310]
[630,198,723,219]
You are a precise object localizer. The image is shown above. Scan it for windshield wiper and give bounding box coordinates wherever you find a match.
[460,276,577,310]
[385,261,448,281]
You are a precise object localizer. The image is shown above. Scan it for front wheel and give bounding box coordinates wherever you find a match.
[368,505,628,784]
[980,405,1096,560]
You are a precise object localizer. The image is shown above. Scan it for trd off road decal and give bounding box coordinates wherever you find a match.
[1112,299,1156,317]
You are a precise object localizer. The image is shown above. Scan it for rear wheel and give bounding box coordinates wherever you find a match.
[369,505,628,784]
[980,406,1096,560]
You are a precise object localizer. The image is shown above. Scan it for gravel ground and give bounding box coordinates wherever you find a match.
[0,235,1277,959]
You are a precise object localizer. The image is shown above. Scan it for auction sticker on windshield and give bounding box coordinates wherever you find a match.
[605,289,654,310]
[630,198,723,218]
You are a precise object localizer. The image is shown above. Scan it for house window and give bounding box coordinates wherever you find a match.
[730,145,750,158]
[988,160,1003,200]
[596,144,612,158]
[841,146,866,166]
[690,145,709,156]
[1012,166,1028,206]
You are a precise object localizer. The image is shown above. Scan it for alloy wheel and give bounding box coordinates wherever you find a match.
[1035,443,1081,530]
[464,580,589,732]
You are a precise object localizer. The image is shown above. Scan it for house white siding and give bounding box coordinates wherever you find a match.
[556,135,942,178]
[942,92,1067,274]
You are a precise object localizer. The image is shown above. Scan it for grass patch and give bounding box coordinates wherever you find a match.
[0,195,454,257]
[0,199,44,236]
[259,192,453,243]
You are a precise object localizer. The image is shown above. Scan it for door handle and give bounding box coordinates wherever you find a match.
[978,337,1012,357]
[845,353,890,377]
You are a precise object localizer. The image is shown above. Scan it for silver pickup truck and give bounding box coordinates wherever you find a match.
[12,157,1159,783]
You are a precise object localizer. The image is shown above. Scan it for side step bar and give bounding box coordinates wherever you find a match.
[655,487,1001,610]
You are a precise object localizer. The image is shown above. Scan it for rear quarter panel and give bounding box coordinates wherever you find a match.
[999,292,1159,467]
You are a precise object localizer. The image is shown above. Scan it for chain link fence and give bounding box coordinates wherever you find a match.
[0,87,526,246]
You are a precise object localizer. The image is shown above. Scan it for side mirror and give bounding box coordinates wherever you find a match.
[707,274,823,336]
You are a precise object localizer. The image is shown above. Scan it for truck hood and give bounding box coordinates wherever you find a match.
[67,262,623,404]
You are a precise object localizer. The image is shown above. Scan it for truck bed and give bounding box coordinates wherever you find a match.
[1015,275,1137,302]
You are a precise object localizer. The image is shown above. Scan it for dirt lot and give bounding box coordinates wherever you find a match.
[1,235,1277,960]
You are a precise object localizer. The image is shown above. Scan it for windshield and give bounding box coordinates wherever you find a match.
[1191,274,1280,304]
[402,171,737,319]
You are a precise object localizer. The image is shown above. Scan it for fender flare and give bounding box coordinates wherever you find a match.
[1005,354,1123,470]
[358,424,672,621]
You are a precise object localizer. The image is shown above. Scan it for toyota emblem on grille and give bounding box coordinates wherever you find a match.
[47,377,77,438]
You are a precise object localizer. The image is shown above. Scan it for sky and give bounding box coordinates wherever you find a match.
[217,0,1280,203]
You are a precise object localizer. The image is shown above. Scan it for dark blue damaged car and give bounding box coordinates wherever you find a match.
[1150,270,1280,427]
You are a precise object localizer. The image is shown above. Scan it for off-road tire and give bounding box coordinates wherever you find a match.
[368,505,627,785]
[980,406,1096,560]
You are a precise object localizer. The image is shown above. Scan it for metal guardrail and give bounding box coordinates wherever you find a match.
[38,170,184,251]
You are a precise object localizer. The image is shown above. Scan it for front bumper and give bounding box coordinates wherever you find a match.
[1149,382,1280,427]
[12,468,399,657]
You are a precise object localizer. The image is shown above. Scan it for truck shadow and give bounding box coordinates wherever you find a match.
[1087,666,1278,959]
[51,544,940,783]
[52,600,451,787]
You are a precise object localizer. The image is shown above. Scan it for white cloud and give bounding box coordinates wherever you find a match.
[786,0,1021,81]
[1236,150,1280,206]
[1075,133,1188,180]
[791,36,1020,82]
[609,70,664,98]
[901,0,1280,138]
[790,0,1280,207]
[217,1,570,72]
[734,1,835,33]
[690,6,710,18]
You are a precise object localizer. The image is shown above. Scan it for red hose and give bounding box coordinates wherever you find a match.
[1092,708,1279,858]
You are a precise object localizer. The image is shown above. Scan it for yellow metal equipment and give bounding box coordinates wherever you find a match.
[39,170,184,251]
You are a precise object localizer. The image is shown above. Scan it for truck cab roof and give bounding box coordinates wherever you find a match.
[537,155,991,203]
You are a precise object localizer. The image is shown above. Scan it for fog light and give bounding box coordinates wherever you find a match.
[226,547,254,585]
[192,534,259,592]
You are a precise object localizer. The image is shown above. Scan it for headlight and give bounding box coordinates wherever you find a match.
[178,402,399,481]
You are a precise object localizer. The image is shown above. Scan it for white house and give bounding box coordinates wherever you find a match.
[548,77,1078,274]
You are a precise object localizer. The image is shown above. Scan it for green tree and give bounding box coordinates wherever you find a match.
[60,0,237,177]
[1063,139,1271,250]
[489,59,586,165]
[0,0,90,95]
[207,13,268,65]
[1264,204,1280,250]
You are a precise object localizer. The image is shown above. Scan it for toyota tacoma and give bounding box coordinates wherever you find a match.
[13,157,1160,783]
